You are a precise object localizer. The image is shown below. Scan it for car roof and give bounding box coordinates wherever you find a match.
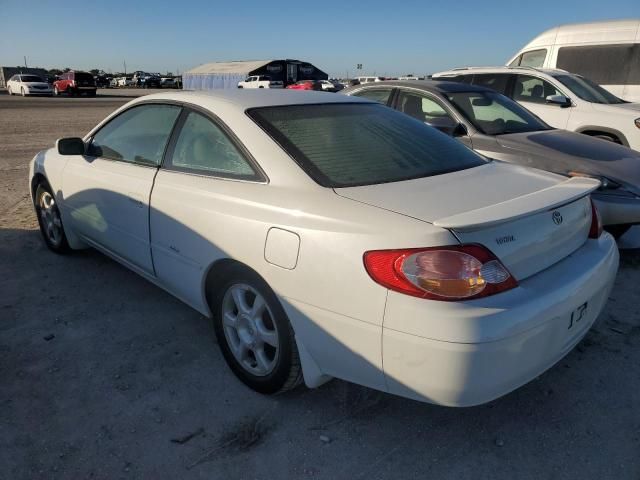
[349,79,494,94]
[129,89,373,111]
[433,66,569,77]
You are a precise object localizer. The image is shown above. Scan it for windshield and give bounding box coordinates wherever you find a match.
[248,103,486,188]
[20,75,44,83]
[446,91,551,135]
[553,74,625,104]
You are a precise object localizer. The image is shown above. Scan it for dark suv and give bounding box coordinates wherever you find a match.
[53,71,97,96]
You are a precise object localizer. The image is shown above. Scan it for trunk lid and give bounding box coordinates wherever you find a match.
[335,162,599,280]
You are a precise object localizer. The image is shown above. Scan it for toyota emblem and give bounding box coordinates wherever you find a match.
[552,211,563,225]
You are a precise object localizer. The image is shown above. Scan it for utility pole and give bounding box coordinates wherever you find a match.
[23,56,27,68]
[123,60,127,75]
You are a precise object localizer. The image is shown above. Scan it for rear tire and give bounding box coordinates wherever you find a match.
[54,86,59,96]
[605,224,632,240]
[34,182,70,253]
[210,266,302,394]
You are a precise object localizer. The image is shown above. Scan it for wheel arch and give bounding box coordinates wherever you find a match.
[575,126,629,147]
[202,258,261,317]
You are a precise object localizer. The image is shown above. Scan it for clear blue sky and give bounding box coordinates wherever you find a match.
[1,0,638,77]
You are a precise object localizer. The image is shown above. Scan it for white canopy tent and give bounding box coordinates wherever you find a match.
[183,60,273,90]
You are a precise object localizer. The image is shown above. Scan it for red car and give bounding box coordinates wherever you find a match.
[53,71,97,97]
[285,80,323,91]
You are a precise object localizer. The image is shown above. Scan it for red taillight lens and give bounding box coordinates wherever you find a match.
[589,199,603,239]
[363,245,518,301]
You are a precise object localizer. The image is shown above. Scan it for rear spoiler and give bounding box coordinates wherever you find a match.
[433,177,600,231]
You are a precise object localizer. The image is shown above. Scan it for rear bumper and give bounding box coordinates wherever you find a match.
[593,191,640,226]
[382,234,619,406]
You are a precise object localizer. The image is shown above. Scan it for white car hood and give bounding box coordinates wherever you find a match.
[592,102,640,115]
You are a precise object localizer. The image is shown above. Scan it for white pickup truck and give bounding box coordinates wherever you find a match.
[237,75,283,89]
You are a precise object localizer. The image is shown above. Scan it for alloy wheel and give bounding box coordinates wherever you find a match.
[38,190,63,247]
[221,284,280,376]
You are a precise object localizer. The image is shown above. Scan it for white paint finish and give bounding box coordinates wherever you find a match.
[383,235,618,406]
[31,90,623,405]
[264,228,300,269]
[61,157,157,273]
[505,19,640,103]
[383,233,618,344]
[282,298,387,392]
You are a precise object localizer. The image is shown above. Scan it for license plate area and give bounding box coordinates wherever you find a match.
[568,302,588,330]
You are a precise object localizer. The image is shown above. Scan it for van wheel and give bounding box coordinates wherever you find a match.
[237,86,243,89]
[210,267,302,394]
[21,88,26,97]
[34,182,70,253]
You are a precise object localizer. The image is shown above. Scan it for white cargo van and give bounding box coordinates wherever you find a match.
[507,19,640,102]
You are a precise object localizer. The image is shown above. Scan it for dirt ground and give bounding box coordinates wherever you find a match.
[1,90,639,480]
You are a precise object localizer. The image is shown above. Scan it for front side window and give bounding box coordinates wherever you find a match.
[553,74,625,104]
[352,88,393,104]
[168,111,259,179]
[89,104,181,166]
[446,91,550,135]
[248,103,486,188]
[513,75,562,104]
[517,49,547,68]
[471,74,510,94]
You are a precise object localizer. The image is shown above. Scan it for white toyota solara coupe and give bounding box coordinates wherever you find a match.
[29,90,619,406]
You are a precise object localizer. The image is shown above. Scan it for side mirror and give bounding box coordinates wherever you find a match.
[545,95,571,108]
[56,137,85,155]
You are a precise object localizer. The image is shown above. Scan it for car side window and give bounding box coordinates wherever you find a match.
[471,74,510,94]
[513,75,562,104]
[352,88,393,104]
[396,91,455,124]
[88,104,181,166]
[167,111,259,180]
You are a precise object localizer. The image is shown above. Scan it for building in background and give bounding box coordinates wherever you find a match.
[1,67,50,88]
[183,59,328,90]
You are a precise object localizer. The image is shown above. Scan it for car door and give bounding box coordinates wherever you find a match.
[510,74,571,128]
[393,89,473,148]
[61,103,182,274]
[150,108,265,309]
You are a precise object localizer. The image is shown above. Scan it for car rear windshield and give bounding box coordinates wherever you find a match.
[20,75,43,82]
[75,72,94,82]
[248,103,486,187]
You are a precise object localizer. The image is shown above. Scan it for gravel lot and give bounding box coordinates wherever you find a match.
[1,90,639,480]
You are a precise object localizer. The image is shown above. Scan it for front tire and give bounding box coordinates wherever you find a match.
[211,267,302,394]
[34,183,70,253]
[21,87,26,97]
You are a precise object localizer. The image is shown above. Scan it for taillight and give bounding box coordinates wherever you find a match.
[589,199,603,239]
[364,245,517,301]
